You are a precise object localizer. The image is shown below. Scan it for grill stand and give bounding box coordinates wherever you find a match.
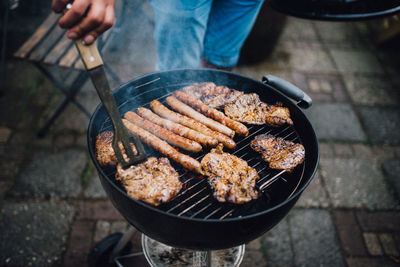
[91,226,245,267]
[141,235,245,267]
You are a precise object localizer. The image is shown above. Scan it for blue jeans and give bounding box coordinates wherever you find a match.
[148,0,264,70]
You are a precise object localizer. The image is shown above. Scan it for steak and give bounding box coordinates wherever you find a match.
[201,144,259,204]
[224,93,293,126]
[250,134,305,172]
[115,157,182,206]
[95,131,137,166]
[181,82,242,109]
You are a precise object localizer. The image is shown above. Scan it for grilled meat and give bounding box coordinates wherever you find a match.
[224,93,266,125]
[166,96,235,137]
[115,157,182,206]
[122,119,202,173]
[201,144,259,204]
[250,134,305,172]
[95,131,137,166]
[181,82,243,109]
[224,93,293,127]
[124,111,202,153]
[264,104,293,127]
[150,100,236,149]
[173,91,249,136]
[137,107,217,147]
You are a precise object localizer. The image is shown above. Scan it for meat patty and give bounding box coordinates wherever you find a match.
[264,104,293,127]
[115,157,182,206]
[224,93,293,126]
[95,131,137,166]
[181,82,243,109]
[250,134,305,172]
[224,93,267,125]
[201,144,259,204]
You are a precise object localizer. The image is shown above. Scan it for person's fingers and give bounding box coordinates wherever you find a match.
[98,3,115,33]
[68,1,106,39]
[58,0,91,29]
[66,25,82,40]
[51,0,69,13]
[82,4,115,44]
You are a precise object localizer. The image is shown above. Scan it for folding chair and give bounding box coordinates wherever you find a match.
[13,0,127,137]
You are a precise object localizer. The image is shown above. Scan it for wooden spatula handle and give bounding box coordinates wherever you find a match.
[74,39,103,70]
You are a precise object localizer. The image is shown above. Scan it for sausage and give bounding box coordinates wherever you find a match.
[137,107,218,147]
[150,100,236,150]
[124,111,202,153]
[173,91,249,136]
[122,119,201,173]
[165,96,235,138]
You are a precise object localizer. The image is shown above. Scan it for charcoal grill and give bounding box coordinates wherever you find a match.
[87,69,319,262]
[269,0,400,21]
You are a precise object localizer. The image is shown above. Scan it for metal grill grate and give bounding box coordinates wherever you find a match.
[98,81,306,221]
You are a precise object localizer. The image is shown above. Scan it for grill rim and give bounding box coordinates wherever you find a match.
[87,68,320,223]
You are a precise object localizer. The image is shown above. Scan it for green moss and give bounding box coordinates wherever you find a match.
[82,161,94,185]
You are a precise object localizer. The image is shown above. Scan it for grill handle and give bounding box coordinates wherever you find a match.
[262,74,312,109]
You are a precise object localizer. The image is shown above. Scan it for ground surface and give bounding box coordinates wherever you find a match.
[1,1,400,267]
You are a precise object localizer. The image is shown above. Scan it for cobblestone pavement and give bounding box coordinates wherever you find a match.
[1,1,400,267]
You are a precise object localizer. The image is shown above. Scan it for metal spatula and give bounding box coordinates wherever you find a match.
[74,39,146,168]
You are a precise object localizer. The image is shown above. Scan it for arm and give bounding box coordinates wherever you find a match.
[52,0,115,45]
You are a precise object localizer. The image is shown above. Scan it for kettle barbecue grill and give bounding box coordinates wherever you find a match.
[268,0,400,21]
[86,69,319,266]
[85,2,400,265]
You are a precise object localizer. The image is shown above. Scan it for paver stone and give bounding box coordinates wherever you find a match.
[320,157,398,210]
[0,201,75,267]
[9,149,87,198]
[304,103,366,142]
[358,106,400,145]
[288,209,345,267]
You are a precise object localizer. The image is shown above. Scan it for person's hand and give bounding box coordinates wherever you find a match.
[52,0,115,45]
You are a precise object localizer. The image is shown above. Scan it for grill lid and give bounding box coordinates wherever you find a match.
[269,0,400,21]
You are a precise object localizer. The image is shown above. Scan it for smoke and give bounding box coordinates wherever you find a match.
[104,1,158,81]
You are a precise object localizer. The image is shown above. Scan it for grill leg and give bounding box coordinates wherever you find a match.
[109,226,137,263]
[206,250,212,267]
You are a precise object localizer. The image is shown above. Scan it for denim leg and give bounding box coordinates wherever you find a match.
[148,0,213,70]
[203,0,264,67]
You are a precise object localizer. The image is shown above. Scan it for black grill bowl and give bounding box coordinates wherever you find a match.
[87,69,319,250]
[269,0,400,21]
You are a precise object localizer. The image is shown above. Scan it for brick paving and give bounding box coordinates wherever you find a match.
[1,2,400,267]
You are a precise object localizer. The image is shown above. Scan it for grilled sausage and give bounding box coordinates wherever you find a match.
[173,91,249,136]
[165,96,235,138]
[124,111,202,153]
[122,119,201,173]
[150,100,236,150]
[137,107,217,147]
